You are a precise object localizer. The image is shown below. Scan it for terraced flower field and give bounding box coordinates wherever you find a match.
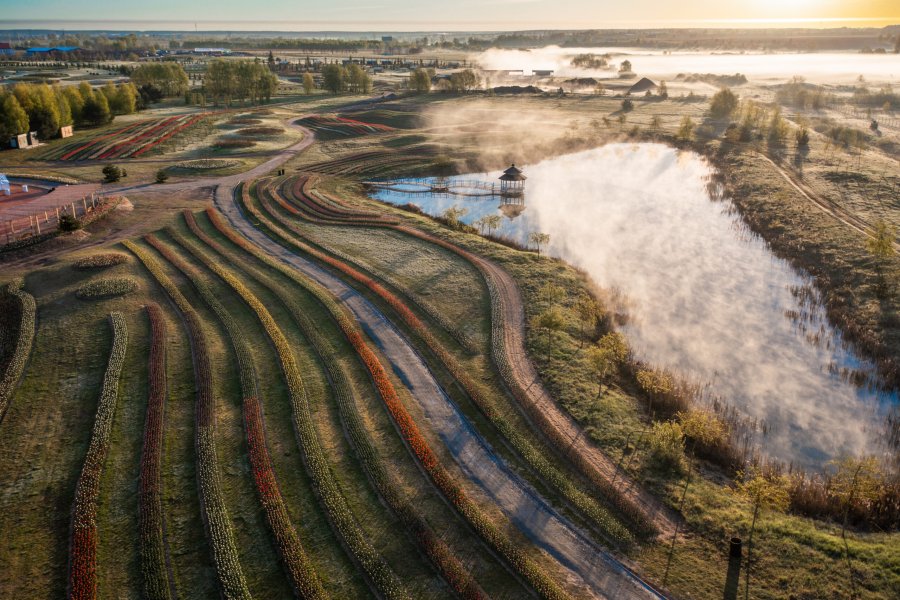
[38,114,212,161]
[297,115,395,139]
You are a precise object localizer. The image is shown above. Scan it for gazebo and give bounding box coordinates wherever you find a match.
[499,164,526,198]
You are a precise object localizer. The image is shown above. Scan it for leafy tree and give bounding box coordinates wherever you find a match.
[155,169,169,184]
[533,306,566,356]
[130,62,189,96]
[709,87,739,118]
[441,205,467,229]
[102,164,122,182]
[621,99,634,112]
[410,68,431,93]
[658,80,668,99]
[13,83,61,139]
[0,93,29,139]
[648,421,685,468]
[321,64,346,94]
[619,59,632,73]
[767,107,788,148]
[677,116,695,141]
[449,69,479,93]
[482,214,501,236]
[677,409,726,449]
[81,88,112,126]
[585,332,628,396]
[529,231,550,254]
[734,467,790,600]
[574,295,598,347]
[302,72,315,95]
[827,455,884,593]
[347,64,371,93]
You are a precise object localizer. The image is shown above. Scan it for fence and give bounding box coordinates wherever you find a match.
[3,193,107,245]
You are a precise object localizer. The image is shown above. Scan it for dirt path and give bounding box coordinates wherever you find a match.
[756,152,900,252]
[214,184,666,599]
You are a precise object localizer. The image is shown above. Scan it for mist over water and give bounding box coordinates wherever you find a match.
[372,144,899,468]
[477,46,900,83]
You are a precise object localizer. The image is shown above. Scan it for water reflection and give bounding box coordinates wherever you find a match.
[370,143,898,468]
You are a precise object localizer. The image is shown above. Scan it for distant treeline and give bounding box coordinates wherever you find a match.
[0,82,138,141]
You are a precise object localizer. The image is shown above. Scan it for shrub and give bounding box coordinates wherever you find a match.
[59,214,83,232]
[621,99,634,112]
[76,276,138,299]
[212,138,256,149]
[73,253,129,270]
[648,421,685,469]
[709,87,739,118]
[227,117,261,125]
[0,279,36,423]
[102,164,122,182]
[69,313,128,600]
[172,159,239,170]
[236,126,283,137]
[155,170,168,184]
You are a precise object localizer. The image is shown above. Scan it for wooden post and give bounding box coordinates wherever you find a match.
[71,203,76,217]
[56,206,60,221]
[82,197,88,212]
[44,211,49,223]
[35,219,40,235]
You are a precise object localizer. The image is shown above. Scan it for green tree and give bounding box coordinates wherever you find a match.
[648,421,685,468]
[449,69,479,93]
[529,231,550,254]
[677,116,695,141]
[710,87,739,119]
[734,467,790,600]
[130,62,189,97]
[767,107,788,148]
[81,87,112,126]
[155,169,169,184]
[533,306,566,357]
[302,72,315,95]
[0,94,29,139]
[866,219,896,285]
[441,205,467,229]
[619,59,632,73]
[574,295,599,348]
[321,64,346,94]
[14,83,61,139]
[346,64,371,93]
[621,98,634,112]
[410,68,431,93]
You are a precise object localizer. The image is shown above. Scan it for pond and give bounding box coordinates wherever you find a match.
[369,143,898,468]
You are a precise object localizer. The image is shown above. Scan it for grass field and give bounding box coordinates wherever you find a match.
[0,88,898,599]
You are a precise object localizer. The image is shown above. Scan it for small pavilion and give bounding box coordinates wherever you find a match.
[499,164,526,198]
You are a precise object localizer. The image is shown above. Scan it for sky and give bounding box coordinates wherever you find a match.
[0,0,898,31]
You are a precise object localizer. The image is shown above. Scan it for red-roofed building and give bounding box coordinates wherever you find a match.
[0,42,15,56]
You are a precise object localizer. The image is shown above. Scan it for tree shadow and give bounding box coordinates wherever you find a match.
[723,555,741,600]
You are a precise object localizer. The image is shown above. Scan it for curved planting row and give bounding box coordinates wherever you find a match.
[196,208,489,599]
[142,235,326,599]
[250,179,641,543]
[302,151,434,177]
[0,278,37,424]
[260,180,479,355]
[123,240,252,600]
[234,188,570,600]
[298,115,394,139]
[279,179,660,537]
[69,312,128,600]
[46,115,209,161]
[284,176,396,225]
[160,229,410,600]
[138,304,176,600]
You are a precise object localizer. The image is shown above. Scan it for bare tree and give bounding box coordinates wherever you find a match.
[735,467,790,600]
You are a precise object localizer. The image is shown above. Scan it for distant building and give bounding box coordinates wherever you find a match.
[381,36,394,43]
[627,77,658,95]
[192,48,231,56]
[533,69,554,77]
[26,46,80,55]
[0,42,15,56]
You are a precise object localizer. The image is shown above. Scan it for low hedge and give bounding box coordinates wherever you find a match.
[73,253,129,270]
[0,278,37,424]
[76,277,138,300]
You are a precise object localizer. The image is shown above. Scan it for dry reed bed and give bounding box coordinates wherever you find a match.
[252,178,652,542]
[156,230,408,599]
[0,278,37,424]
[197,208,489,599]
[123,240,252,599]
[68,312,128,600]
[238,184,571,599]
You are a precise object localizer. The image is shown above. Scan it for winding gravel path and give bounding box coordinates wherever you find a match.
[213,181,665,599]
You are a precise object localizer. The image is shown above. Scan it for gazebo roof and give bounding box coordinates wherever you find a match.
[499,164,526,181]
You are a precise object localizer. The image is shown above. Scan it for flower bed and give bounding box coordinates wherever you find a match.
[142,234,327,600]
[160,229,409,600]
[75,276,138,300]
[0,278,36,424]
[213,138,256,150]
[198,207,489,599]
[139,304,174,600]
[41,114,210,161]
[235,126,283,137]
[235,187,570,599]
[69,312,128,600]
[73,253,129,270]
[123,239,252,600]
[298,115,394,139]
